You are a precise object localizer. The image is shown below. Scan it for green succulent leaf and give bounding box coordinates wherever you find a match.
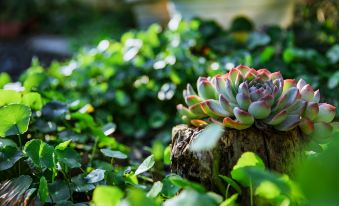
[248,101,271,119]
[197,78,217,100]
[200,100,230,118]
[233,107,254,125]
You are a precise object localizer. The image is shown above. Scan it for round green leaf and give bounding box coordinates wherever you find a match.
[0,104,31,137]
[231,152,265,186]
[0,90,21,107]
[92,186,124,206]
[22,92,43,110]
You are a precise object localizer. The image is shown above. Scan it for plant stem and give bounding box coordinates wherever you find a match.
[225,184,230,199]
[90,136,99,166]
[15,125,22,175]
[250,179,253,206]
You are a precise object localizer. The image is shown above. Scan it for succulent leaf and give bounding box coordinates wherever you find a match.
[300,84,315,102]
[200,100,230,118]
[244,69,257,81]
[219,94,234,114]
[224,79,237,103]
[296,79,307,90]
[184,95,203,106]
[270,72,282,81]
[299,118,315,135]
[264,110,288,126]
[257,68,271,80]
[236,93,251,110]
[282,79,296,94]
[223,117,252,129]
[286,99,307,116]
[191,119,208,127]
[248,101,271,119]
[233,107,254,125]
[236,65,251,76]
[185,84,197,96]
[197,78,217,100]
[313,89,320,103]
[304,102,319,120]
[314,103,336,123]
[274,115,301,131]
[189,103,206,117]
[274,87,300,112]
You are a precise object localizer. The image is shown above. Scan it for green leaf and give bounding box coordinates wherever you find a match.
[161,176,180,198]
[0,104,31,137]
[100,148,127,159]
[55,140,72,151]
[190,124,224,152]
[219,175,242,194]
[38,176,49,204]
[135,155,155,175]
[255,180,280,199]
[125,188,157,206]
[22,92,43,110]
[0,90,21,106]
[92,186,124,206]
[47,181,70,203]
[0,145,23,171]
[24,139,55,169]
[71,174,95,192]
[147,181,163,198]
[164,189,217,206]
[56,148,81,168]
[220,194,238,206]
[231,152,265,186]
[163,145,171,165]
[168,175,206,192]
[85,169,105,184]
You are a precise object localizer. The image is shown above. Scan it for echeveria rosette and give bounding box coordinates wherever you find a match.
[177,65,337,139]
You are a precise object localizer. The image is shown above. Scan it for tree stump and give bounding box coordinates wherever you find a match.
[170,124,307,193]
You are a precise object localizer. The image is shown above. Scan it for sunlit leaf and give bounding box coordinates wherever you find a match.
[135,155,155,175]
[92,186,124,206]
[231,152,265,186]
[147,181,163,198]
[0,104,31,137]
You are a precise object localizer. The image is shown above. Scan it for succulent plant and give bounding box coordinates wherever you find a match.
[177,65,337,139]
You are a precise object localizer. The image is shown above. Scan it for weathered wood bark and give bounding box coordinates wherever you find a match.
[171,124,306,193]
